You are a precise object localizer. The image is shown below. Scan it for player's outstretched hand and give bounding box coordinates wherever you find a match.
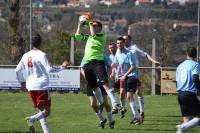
[155,61,161,67]
[62,60,69,68]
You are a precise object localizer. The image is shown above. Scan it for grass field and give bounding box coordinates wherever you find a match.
[0,92,199,133]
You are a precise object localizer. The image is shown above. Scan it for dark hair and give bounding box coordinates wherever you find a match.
[32,34,42,48]
[117,37,125,42]
[187,47,197,58]
[108,42,116,46]
[94,21,102,30]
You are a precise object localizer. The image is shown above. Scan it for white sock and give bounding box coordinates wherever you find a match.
[93,88,104,105]
[129,100,140,119]
[107,111,113,122]
[138,96,144,113]
[40,118,50,133]
[181,118,199,131]
[96,111,105,122]
[30,111,45,122]
[106,89,119,108]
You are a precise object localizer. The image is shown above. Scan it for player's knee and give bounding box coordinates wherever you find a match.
[127,96,133,103]
[43,110,50,117]
[90,101,97,108]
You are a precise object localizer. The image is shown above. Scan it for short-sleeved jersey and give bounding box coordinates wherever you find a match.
[176,59,200,93]
[74,33,106,64]
[15,50,64,91]
[107,54,119,78]
[127,44,147,67]
[114,49,138,79]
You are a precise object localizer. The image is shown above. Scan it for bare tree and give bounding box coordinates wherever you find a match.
[7,0,25,64]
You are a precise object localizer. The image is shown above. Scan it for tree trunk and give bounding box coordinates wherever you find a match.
[8,0,24,64]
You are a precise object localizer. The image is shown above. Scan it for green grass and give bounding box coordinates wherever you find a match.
[0,92,199,133]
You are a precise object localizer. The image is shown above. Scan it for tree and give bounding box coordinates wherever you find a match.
[8,0,25,64]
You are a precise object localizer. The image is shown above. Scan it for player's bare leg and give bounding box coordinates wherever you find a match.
[89,96,107,129]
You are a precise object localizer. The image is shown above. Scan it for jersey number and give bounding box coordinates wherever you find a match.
[180,69,187,82]
[27,57,33,68]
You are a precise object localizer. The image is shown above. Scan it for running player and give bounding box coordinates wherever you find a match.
[15,34,68,133]
[176,47,200,133]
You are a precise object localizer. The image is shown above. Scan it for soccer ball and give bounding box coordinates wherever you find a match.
[79,13,92,26]
[79,15,87,24]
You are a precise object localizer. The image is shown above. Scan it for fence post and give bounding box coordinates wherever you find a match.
[151,38,156,95]
[70,37,75,65]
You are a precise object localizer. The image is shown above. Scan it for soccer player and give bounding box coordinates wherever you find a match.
[106,43,124,116]
[15,34,68,133]
[74,19,119,113]
[80,59,115,129]
[114,37,142,125]
[122,35,160,121]
[176,47,200,133]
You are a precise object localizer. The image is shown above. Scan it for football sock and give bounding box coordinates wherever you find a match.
[138,96,144,114]
[30,111,45,122]
[107,112,113,122]
[181,118,199,131]
[129,100,140,119]
[40,118,50,133]
[93,88,104,105]
[106,88,119,108]
[96,111,105,122]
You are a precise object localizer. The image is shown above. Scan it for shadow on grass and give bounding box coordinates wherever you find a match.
[143,122,177,126]
[147,114,180,118]
[119,128,175,132]
[0,131,42,133]
[144,119,179,122]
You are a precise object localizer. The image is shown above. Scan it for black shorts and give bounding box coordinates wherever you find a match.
[83,60,108,89]
[109,78,120,89]
[87,83,107,96]
[124,77,137,93]
[178,91,200,117]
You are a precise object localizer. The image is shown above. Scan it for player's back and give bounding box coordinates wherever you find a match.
[22,50,49,90]
[176,60,199,93]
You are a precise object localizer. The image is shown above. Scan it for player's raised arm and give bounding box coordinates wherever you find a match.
[145,53,161,66]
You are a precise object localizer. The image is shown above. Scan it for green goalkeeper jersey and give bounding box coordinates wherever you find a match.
[74,33,106,64]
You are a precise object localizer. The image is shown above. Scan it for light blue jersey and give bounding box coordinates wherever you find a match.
[103,54,111,68]
[176,59,200,93]
[80,58,85,68]
[107,54,119,78]
[114,49,138,79]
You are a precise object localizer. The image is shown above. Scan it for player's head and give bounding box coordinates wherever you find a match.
[116,37,125,50]
[32,34,42,48]
[108,42,117,54]
[186,47,197,59]
[123,35,132,47]
[92,21,102,32]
